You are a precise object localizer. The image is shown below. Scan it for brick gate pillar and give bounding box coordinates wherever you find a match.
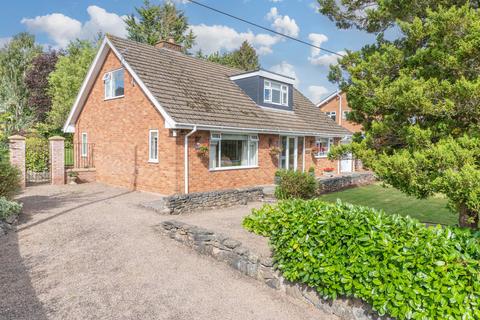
[8,135,26,189]
[49,136,65,185]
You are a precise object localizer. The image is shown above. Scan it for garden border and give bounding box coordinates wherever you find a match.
[158,220,390,320]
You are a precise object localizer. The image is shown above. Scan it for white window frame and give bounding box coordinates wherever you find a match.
[209,132,259,171]
[315,137,333,158]
[103,68,125,100]
[342,111,349,120]
[148,130,159,163]
[81,132,88,158]
[326,111,337,121]
[264,80,288,106]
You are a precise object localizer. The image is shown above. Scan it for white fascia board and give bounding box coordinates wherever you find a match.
[229,70,295,85]
[317,90,342,107]
[63,38,109,133]
[62,37,177,133]
[172,122,345,138]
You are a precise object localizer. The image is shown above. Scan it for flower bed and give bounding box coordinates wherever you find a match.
[243,200,480,319]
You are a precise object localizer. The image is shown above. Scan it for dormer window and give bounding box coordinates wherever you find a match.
[264,80,288,106]
[103,68,124,99]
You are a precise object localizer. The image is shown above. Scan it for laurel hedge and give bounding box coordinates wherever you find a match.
[243,200,480,319]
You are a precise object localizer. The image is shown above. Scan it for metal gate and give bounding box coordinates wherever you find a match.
[25,141,51,185]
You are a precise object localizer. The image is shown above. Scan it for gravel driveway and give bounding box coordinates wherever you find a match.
[0,183,335,320]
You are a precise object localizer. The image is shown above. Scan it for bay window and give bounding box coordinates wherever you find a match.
[209,133,258,169]
[264,80,288,106]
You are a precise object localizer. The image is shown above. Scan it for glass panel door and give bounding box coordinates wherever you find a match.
[280,136,287,169]
[288,137,296,170]
[279,136,299,171]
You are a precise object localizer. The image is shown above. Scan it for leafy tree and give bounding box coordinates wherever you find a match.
[316,0,473,33]
[0,33,41,136]
[46,40,97,132]
[125,0,195,51]
[24,49,59,122]
[197,41,260,71]
[328,5,480,229]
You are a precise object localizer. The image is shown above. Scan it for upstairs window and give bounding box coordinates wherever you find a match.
[326,111,336,121]
[342,111,350,120]
[315,137,332,158]
[264,80,288,106]
[209,133,258,170]
[104,68,124,99]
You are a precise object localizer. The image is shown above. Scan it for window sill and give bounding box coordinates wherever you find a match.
[314,155,328,159]
[104,95,125,101]
[209,165,259,172]
[148,160,159,164]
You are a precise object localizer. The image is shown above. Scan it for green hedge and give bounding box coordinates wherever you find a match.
[0,161,21,199]
[274,170,317,200]
[243,200,480,319]
[26,136,49,172]
[0,197,22,221]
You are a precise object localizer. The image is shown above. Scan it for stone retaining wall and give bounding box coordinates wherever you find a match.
[318,172,376,194]
[144,187,263,214]
[159,220,389,320]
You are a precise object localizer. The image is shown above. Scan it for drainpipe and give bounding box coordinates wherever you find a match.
[184,126,197,194]
[336,90,343,126]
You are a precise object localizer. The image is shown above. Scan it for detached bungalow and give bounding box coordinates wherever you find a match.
[63,35,352,195]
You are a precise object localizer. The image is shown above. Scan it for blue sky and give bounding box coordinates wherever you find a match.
[0,0,376,103]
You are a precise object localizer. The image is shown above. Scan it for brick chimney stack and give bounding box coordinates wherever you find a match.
[155,37,183,52]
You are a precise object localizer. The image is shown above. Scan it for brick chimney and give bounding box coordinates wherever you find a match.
[155,37,183,52]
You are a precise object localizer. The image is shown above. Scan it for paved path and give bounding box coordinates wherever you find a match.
[0,183,335,320]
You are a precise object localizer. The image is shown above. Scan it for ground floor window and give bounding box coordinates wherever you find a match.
[149,130,158,162]
[315,137,332,157]
[209,133,258,169]
[81,132,88,157]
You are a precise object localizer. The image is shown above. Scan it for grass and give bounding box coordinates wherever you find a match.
[318,183,457,226]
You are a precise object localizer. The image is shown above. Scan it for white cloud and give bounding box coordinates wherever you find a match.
[269,0,283,2]
[309,50,346,66]
[0,37,12,47]
[308,33,328,57]
[307,32,344,67]
[21,13,82,48]
[307,85,329,103]
[266,7,299,37]
[21,5,127,48]
[190,24,281,55]
[270,61,299,87]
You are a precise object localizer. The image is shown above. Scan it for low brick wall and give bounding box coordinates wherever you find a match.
[159,220,390,320]
[318,172,376,194]
[66,168,96,183]
[143,187,263,214]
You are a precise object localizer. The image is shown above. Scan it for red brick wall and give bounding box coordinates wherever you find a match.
[74,49,341,195]
[319,93,362,133]
[74,50,180,195]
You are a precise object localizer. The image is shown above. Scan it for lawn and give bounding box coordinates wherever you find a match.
[318,183,457,226]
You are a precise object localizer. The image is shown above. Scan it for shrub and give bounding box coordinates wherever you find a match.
[25,136,49,172]
[0,197,22,221]
[274,170,317,200]
[0,161,21,199]
[243,200,480,319]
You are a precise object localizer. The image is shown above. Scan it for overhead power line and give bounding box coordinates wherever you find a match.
[185,0,345,57]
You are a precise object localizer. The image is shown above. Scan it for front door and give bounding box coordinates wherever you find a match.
[280,136,298,171]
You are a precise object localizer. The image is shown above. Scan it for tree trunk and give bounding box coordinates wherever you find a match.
[458,204,479,230]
